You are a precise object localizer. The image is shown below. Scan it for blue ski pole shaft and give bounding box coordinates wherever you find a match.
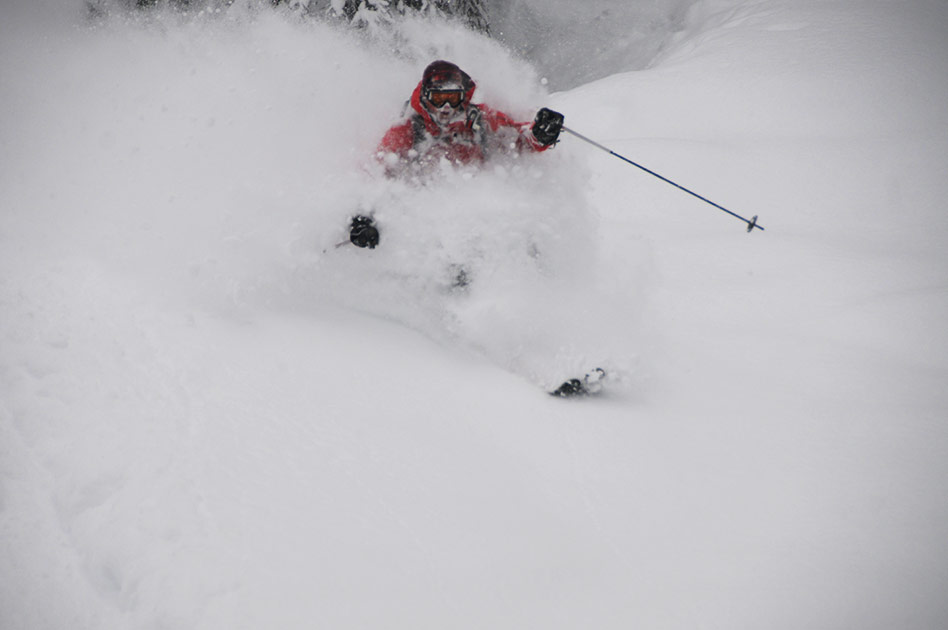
[562,126,763,233]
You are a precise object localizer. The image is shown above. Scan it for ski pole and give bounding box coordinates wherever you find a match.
[561,126,763,233]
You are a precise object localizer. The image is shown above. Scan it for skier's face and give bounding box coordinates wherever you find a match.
[425,88,466,126]
[430,100,465,126]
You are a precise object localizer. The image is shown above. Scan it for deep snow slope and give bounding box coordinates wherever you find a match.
[2,1,948,629]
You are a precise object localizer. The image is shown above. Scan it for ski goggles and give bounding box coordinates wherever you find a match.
[426,89,465,108]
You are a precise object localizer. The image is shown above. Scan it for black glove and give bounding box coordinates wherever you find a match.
[532,107,564,146]
[349,215,379,249]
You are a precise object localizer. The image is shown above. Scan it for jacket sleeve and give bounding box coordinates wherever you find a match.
[377,121,415,159]
[480,106,552,153]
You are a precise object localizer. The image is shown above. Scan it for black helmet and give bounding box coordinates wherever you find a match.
[421,60,475,108]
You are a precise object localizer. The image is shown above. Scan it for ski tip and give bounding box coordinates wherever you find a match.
[550,379,586,398]
[549,368,607,398]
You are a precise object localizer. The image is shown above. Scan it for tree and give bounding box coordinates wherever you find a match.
[86,0,491,36]
[337,0,489,34]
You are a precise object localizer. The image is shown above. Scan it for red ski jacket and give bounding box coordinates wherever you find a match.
[377,81,551,174]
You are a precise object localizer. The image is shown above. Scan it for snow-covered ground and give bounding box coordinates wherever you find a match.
[2,1,947,628]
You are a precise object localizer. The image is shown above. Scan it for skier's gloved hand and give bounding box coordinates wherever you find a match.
[532,107,564,146]
[349,215,379,249]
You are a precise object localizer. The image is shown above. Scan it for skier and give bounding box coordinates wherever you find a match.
[345,62,599,397]
[347,60,564,250]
